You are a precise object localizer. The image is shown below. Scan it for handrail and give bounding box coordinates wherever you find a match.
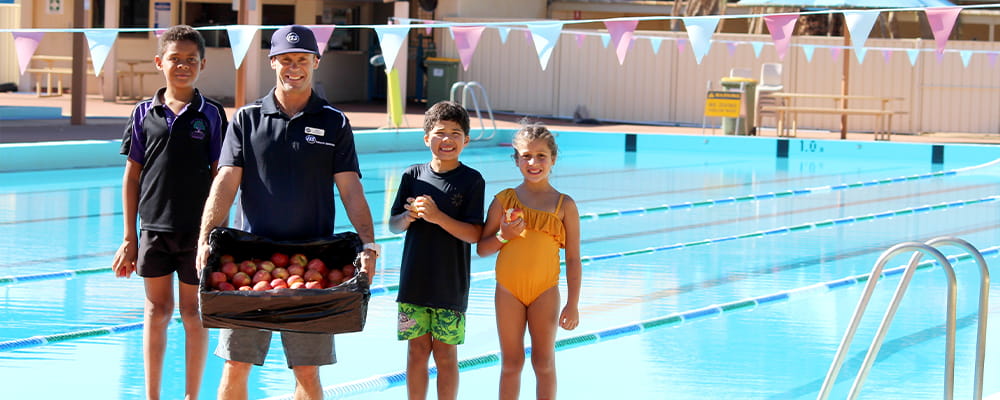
[449,81,498,141]
[817,237,990,400]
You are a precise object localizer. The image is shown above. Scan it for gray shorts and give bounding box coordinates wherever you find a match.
[215,328,336,368]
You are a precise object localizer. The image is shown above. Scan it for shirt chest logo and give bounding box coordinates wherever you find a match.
[305,135,336,148]
[189,119,207,140]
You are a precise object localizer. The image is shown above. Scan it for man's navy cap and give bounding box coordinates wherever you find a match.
[269,25,320,57]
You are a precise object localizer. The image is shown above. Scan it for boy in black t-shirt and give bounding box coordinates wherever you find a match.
[389,101,485,400]
[112,25,227,400]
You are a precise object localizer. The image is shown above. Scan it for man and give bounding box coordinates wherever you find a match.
[196,25,380,400]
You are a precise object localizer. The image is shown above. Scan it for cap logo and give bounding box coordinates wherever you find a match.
[286,32,300,44]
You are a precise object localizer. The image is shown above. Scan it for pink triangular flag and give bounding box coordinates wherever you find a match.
[677,38,687,54]
[764,14,798,61]
[925,7,961,55]
[831,47,842,62]
[575,33,585,49]
[155,29,167,38]
[726,42,737,57]
[988,52,998,68]
[12,32,44,75]
[604,20,638,65]
[424,20,434,36]
[308,25,336,57]
[882,49,892,64]
[451,26,486,71]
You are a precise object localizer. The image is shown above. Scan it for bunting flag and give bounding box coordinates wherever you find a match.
[751,41,764,58]
[763,14,797,61]
[881,49,892,64]
[854,48,868,63]
[12,32,44,75]
[726,42,737,57]
[676,38,687,54]
[599,34,611,48]
[906,49,920,66]
[226,25,257,69]
[831,47,842,62]
[375,25,410,71]
[959,50,972,68]
[682,16,720,64]
[84,29,118,76]
[154,29,166,38]
[524,29,533,41]
[423,20,434,36]
[308,25,336,57]
[496,26,511,44]
[843,11,879,63]
[989,52,998,68]
[451,25,485,71]
[801,44,815,62]
[649,37,663,55]
[925,7,961,55]
[575,33,585,49]
[604,19,638,65]
[527,22,563,70]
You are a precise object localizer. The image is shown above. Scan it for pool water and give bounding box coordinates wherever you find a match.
[1,133,999,399]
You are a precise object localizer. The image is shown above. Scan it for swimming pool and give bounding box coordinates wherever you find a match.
[1,130,998,399]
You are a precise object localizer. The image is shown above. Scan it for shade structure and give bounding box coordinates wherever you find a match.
[736,0,954,7]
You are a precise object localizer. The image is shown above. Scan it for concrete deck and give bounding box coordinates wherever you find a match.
[1,91,998,146]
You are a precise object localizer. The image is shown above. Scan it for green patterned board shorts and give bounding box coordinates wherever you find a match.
[397,303,466,345]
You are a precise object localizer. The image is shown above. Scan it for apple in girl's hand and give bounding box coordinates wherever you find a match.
[342,264,356,278]
[239,260,257,275]
[253,281,272,291]
[270,252,290,268]
[289,281,305,289]
[220,262,238,278]
[304,281,324,289]
[258,261,276,272]
[210,271,228,288]
[232,272,252,287]
[287,264,305,277]
[272,267,289,280]
[252,270,271,285]
[290,253,308,267]
[218,282,236,291]
[505,208,523,222]
[219,254,235,264]
[270,278,288,289]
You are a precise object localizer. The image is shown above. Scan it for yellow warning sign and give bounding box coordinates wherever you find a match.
[704,91,741,118]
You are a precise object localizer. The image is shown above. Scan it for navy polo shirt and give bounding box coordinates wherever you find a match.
[120,88,227,232]
[220,89,360,241]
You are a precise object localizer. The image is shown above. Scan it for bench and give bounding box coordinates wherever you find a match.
[116,59,159,101]
[27,55,93,97]
[760,93,907,141]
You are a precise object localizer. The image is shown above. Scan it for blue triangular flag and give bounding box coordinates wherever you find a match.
[527,22,563,71]
[226,25,258,69]
[84,29,118,76]
[375,26,411,71]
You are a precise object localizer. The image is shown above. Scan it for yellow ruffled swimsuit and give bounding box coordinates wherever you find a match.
[495,188,567,306]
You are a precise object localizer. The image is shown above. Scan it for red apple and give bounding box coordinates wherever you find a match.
[326,269,344,286]
[253,281,272,291]
[286,275,304,285]
[505,208,523,222]
[220,262,238,278]
[238,285,253,291]
[342,264,356,278]
[303,269,324,283]
[258,260,276,273]
[219,254,235,264]
[218,282,236,291]
[270,252,290,268]
[287,264,305,277]
[252,269,272,285]
[304,281,324,289]
[306,258,328,275]
[290,253,308,267]
[238,260,257,275]
[270,278,289,289]
[289,281,305,289]
[232,271,252,287]
[210,271,229,289]
[271,267,289,280]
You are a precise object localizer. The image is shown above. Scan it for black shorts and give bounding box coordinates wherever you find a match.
[137,230,200,285]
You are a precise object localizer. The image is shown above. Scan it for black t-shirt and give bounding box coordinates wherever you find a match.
[120,88,227,232]
[220,89,360,241]
[391,162,485,312]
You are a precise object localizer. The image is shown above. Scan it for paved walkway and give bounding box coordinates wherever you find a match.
[1,92,998,145]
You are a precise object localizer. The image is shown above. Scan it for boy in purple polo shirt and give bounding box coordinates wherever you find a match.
[112,25,227,400]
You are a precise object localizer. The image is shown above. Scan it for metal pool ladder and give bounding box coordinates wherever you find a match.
[816,236,990,400]
[450,81,498,141]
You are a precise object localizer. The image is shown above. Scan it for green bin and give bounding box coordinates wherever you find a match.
[719,77,758,136]
[424,57,460,108]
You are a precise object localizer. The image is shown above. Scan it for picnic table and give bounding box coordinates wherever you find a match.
[25,55,92,97]
[760,93,907,141]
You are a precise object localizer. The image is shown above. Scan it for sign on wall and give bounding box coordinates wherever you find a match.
[154,2,171,29]
[47,0,63,14]
[704,91,741,118]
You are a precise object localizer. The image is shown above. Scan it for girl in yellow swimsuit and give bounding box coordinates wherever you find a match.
[478,123,582,400]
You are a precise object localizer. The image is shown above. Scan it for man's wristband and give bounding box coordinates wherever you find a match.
[495,231,509,244]
[363,242,381,258]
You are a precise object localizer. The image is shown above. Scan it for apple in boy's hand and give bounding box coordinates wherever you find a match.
[505,208,523,222]
[232,272,252,287]
[270,252,290,268]
[290,253,308,267]
[220,262,238,278]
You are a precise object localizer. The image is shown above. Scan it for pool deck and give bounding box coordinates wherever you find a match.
[2,91,999,145]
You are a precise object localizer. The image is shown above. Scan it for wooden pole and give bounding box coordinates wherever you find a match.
[71,0,87,125]
[840,29,850,139]
[234,0,247,109]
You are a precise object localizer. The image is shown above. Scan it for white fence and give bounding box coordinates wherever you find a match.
[437,27,1000,135]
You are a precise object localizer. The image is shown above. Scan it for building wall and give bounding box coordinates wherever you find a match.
[437,0,545,19]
